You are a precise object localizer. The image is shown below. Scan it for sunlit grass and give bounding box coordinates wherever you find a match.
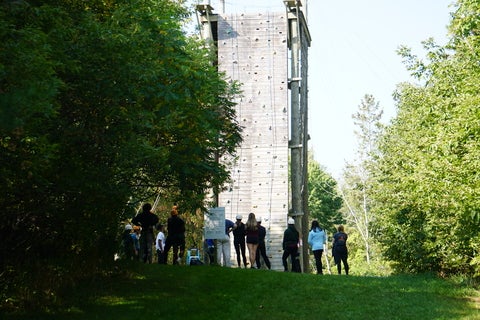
[3,264,479,320]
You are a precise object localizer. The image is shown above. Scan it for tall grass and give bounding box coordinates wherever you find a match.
[3,263,479,320]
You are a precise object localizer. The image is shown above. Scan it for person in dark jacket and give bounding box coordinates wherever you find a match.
[232,214,248,268]
[163,205,186,265]
[132,203,159,263]
[255,216,271,269]
[282,217,300,272]
[332,225,349,275]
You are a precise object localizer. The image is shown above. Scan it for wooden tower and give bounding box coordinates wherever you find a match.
[197,1,310,271]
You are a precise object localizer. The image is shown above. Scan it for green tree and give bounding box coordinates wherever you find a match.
[373,0,480,276]
[307,152,343,235]
[341,94,383,266]
[0,0,242,309]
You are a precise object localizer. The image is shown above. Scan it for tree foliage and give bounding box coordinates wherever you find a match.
[307,152,343,235]
[340,94,385,271]
[0,0,242,309]
[372,0,480,276]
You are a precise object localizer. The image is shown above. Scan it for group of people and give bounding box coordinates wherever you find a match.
[306,220,349,275]
[216,212,271,269]
[122,203,186,265]
[282,217,349,275]
[122,205,349,275]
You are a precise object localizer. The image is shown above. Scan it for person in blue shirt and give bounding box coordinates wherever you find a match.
[217,219,234,267]
[308,220,327,274]
[204,239,215,265]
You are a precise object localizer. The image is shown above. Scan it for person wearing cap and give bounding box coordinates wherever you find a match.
[245,212,259,269]
[232,214,248,268]
[217,219,235,267]
[282,217,300,272]
[122,224,137,260]
[132,203,159,263]
[255,217,271,269]
[163,205,186,265]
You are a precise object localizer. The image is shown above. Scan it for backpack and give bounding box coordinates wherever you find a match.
[335,233,346,247]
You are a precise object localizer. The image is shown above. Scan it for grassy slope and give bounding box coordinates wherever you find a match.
[4,264,480,320]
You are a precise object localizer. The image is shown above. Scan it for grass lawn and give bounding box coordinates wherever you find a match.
[3,263,479,320]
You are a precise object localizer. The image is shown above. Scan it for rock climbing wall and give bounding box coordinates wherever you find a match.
[216,12,289,270]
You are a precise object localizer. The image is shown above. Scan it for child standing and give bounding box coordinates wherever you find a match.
[156,224,166,264]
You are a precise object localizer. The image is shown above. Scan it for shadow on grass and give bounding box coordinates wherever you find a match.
[2,265,478,320]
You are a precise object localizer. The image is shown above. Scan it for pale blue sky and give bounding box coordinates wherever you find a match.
[190,0,454,178]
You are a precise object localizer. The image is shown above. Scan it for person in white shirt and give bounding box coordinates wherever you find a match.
[155,224,166,264]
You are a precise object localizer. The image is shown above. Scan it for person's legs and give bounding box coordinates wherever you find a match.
[223,237,231,267]
[234,241,241,267]
[216,240,224,265]
[263,247,271,269]
[247,243,258,268]
[139,232,148,263]
[163,237,172,264]
[179,239,185,262]
[313,249,323,274]
[282,250,290,271]
[240,241,247,267]
[172,243,179,264]
[336,254,342,274]
[145,232,154,263]
[292,249,301,273]
[342,252,349,275]
[157,249,164,264]
[255,245,261,268]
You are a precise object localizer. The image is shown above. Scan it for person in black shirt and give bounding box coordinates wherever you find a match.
[163,205,186,265]
[255,216,271,269]
[132,203,159,263]
[332,225,349,275]
[282,217,300,272]
[232,215,248,268]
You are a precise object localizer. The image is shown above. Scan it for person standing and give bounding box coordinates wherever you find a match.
[282,217,300,272]
[232,215,248,268]
[255,216,271,269]
[245,213,259,269]
[132,203,159,263]
[217,219,234,267]
[122,224,136,260]
[155,223,166,264]
[308,220,327,274]
[332,225,349,275]
[164,206,186,265]
[132,226,141,261]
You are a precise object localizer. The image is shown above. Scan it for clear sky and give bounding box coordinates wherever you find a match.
[190,0,454,178]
